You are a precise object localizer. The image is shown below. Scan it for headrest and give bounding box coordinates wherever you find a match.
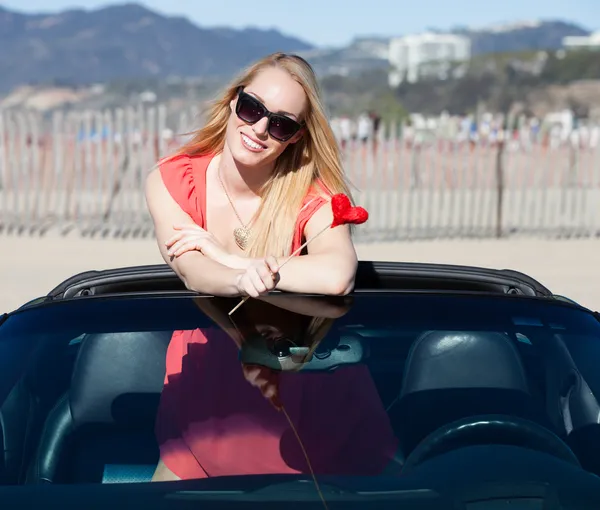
[401,331,530,397]
[69,331,172,427]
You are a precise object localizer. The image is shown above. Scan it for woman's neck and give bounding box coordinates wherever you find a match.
[217,146,274,198]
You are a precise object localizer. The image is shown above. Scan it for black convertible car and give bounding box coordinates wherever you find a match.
[1,261,600,509]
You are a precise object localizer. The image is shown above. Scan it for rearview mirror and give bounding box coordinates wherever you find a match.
[239,333,368,372]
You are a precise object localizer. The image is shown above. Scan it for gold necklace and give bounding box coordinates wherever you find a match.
[218,167,254,250]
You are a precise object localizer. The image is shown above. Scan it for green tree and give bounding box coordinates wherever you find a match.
[369,90,408,125]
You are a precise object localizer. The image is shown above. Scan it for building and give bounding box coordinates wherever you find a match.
[388,32,471,86]
[563,31,600,51]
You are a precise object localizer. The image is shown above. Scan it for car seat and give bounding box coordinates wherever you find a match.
[26,330,172,484]
[391,330,548,456]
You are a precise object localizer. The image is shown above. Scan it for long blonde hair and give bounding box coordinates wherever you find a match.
[166,53,353,258]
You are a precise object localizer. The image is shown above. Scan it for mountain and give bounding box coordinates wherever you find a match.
[451,20,591,55]
[0,3,313,92]
[0,4,593,102]
[297,37,391,77]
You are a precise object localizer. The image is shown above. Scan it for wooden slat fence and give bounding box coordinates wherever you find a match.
[1,106,599,242]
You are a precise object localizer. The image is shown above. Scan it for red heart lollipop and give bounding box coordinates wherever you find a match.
[331,193,369,228]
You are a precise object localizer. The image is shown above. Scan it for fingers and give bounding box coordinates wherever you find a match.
[169,239,202,257]
[167,233,204,256]
[166,230,206,248]
[166,226,215,257]
[257,260,277,287]
[242,365,281,411]
[248,268,268,295]
[264,256,281,286]
[241,365,262,385]
[239,273,261,298]
[253,261,278,294]
[237,259,279,297]
[165,231,185,249]
[264,256,279,276]
[166,224,209,249]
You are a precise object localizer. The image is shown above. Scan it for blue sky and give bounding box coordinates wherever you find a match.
[2,0,598,47]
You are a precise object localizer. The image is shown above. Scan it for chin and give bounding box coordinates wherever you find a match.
[231,146,266,168]
[231,141,279,169]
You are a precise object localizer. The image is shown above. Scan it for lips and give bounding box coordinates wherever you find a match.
[241,131,267,150]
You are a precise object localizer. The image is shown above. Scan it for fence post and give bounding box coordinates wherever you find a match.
[495,137,505,238]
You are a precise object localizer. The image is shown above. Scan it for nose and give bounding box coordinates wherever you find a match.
[252,116,269,138]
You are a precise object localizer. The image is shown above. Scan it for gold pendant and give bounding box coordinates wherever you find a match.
[233,226,251,250]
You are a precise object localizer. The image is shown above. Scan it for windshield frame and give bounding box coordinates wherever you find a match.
[5,287,598,319]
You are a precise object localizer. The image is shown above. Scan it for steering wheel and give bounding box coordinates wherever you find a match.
[401,414,580,473]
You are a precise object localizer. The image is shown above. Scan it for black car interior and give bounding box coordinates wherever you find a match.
[2,315,600,486]
[0,334,80,485]
[25,330,173,484]
[390,330,550,455]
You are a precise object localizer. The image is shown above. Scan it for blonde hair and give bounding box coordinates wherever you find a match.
[166,52,353,258]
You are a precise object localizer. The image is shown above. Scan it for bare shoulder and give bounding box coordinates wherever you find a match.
[145,166,161,196]
[144,165,197,264]
[145,166,167,207]
[305,197,355,256]
[145,166,177,228]
[306,196,335,230]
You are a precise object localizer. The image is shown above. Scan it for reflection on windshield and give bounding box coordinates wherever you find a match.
[3,293,600,500]
[155,295,400,483]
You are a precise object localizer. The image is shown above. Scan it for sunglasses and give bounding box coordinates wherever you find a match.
[235,89,304,142]
[270,337,310,358]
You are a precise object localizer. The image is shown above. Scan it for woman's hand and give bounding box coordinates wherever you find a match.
[242,364,282,410]
[234,257,280,298]
[166,223,246,269]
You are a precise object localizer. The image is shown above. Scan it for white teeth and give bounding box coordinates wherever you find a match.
[242,133,263,150]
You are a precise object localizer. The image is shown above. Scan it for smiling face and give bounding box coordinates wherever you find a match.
[226,66,308,168]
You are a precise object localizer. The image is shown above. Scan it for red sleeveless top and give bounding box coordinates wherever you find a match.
[158,153,329,253]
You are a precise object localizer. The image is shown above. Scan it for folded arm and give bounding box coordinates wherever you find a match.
[145,167,243,296]
[272,201,358,295]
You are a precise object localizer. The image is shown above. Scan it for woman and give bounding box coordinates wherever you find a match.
[145,52,358,299]
[152,295,399,482]
[147,53,369,483]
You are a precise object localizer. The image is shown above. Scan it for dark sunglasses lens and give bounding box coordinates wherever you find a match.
[237,95,264,123]
[269,115,300,141]
[272,338,295,358]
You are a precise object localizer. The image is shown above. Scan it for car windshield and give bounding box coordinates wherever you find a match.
[1,292,600,506]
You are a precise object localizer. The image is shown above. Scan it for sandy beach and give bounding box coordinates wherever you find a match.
[1,235,598,313]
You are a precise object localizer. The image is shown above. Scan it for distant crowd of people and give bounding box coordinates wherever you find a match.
[330,112,382,149]
[329,110,600,151]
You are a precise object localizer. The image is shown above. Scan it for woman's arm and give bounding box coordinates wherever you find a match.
[169,198,359,296]
[158,177,359,296]
[145,168,247,296]
[272,202,358,296]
